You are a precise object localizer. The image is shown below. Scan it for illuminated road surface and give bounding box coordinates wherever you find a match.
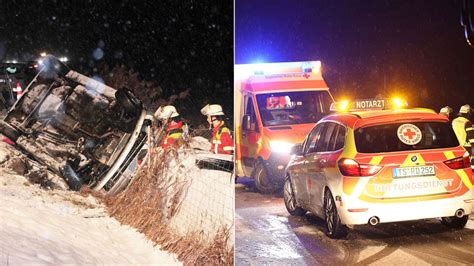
[235,179,474,265]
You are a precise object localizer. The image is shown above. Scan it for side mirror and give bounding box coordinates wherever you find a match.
[290,144,303,156]
[242,114,251,131]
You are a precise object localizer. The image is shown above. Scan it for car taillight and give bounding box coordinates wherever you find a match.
[444,152,470,169]
[338,158,382,177]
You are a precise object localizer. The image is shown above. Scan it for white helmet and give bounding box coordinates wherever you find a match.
[439,106,453,116]
[459,104,472,114]
[201,104,225,116]
[154,105,179,120]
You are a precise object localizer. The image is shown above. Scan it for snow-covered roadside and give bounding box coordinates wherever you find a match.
[0,144,181,265]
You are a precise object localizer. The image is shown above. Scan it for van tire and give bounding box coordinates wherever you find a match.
[253,160,278,194]
[115,87,142,114]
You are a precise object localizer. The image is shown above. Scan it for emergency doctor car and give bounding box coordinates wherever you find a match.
[284,98,474,238]
[234,61,334,193]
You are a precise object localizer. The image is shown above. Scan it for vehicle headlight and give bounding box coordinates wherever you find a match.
[269,141,293,154]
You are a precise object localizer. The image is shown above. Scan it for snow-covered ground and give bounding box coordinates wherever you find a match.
[0,143,181,265]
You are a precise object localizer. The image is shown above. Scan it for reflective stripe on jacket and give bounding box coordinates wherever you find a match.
[161,121,184,148]
[211,121,234,154]
[466,126,474,145]
[452,116,471,147]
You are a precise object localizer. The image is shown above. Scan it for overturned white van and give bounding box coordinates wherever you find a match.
[0,55,149,193]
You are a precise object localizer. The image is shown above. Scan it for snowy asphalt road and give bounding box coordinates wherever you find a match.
[235,178,474,265]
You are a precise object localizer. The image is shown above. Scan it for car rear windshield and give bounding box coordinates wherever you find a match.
[354,121,459,153]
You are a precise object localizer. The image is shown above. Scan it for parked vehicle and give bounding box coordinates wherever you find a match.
[234,61,334,193]
[0,61,37,110]
[284,98,474,238]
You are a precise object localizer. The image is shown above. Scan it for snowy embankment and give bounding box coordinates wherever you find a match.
[0,142,181,265]
[106,136,234,265]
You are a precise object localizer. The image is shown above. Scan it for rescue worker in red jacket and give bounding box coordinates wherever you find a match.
[201,104,234,154]
[154,105,186,149]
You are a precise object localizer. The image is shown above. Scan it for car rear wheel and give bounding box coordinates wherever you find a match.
[283,176,306,216]
[440,215,469,229]
[253,160,279,194]
[324,189,348,239]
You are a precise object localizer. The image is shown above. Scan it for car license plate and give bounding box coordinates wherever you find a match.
[392,166,435,178]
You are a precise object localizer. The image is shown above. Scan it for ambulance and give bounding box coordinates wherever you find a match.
[234,61,334,193]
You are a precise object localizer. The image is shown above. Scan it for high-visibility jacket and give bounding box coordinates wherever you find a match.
[211,121,234,154]
[161,120,184,149]
[463,120,474,164]
[452,116,472,148]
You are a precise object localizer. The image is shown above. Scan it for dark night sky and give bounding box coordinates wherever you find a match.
[235,0,474,112]
[0,0,232,118]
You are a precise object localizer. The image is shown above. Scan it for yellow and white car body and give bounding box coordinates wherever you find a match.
[285,99,474,238]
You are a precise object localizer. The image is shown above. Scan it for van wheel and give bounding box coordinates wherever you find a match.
[441,215,469,229]
[283,176,306,216]
[253,160,278,194]
[115,87,142,114]
[324,189,348,239]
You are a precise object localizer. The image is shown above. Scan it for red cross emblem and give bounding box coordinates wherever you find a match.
[398,124,422,145]
[403,128,416,140]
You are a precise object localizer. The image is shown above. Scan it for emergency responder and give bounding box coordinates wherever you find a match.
[154,105,186,149]
[452,105,474,160]
[439,106,454,120]
[200,104,234,154]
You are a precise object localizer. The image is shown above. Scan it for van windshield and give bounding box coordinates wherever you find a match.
[256,90,333,126]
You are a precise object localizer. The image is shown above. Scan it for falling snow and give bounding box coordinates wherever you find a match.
[1,1,232,123]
